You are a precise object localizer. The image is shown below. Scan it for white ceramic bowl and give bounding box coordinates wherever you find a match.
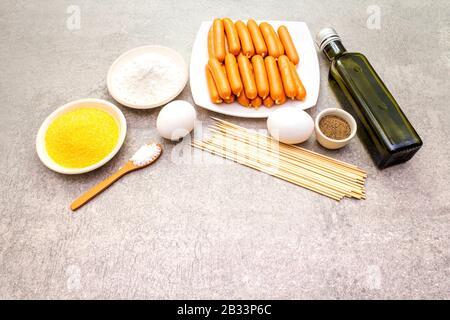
[315,108,357,149]
[107,45,188,109]
[36,98,127,174]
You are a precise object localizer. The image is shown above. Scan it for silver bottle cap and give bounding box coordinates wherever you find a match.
[316,27,341,51]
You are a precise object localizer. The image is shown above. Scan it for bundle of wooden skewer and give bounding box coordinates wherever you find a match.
[192,118,367,201]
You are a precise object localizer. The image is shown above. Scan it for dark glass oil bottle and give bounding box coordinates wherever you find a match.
[317,28,422,169]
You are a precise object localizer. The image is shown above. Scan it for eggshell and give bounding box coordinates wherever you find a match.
[157,100,196,140]
[267,107,314,144]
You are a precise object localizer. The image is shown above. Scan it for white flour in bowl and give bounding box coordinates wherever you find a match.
[111,52,182,106]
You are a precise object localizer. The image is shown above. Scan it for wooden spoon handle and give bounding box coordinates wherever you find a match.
[70,162,133,211]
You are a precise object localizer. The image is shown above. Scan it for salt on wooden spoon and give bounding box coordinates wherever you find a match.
[70,143,162,211]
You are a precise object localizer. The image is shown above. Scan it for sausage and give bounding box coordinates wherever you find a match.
[223,18,241,56]
[251,96,262,108]
[263,96,274,108]
[224,34,230,54]
[235,20,255,58]
[260,22,281,58]
[247,19,267,57]
[237,54,257,100]
[213,19,226,62]
[278,25,299,65]
[208,27,215,59]
[290,61,306,100]
[225,53,243,96]
[237,93,251,107]
[272,25,285,56]
[264,56,285,103]
[223,95,236,104]
[278,55,297,99]
[205,65,223,104]
[208,58,231,99]
[275,94,287,105]
[251,55,270,99]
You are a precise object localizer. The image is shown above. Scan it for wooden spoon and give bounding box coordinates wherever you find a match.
[70,143,162,211]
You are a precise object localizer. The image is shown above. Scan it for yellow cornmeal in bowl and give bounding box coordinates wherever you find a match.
[45,108,119,168]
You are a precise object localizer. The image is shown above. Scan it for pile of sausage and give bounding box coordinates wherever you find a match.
[206,18,306,108]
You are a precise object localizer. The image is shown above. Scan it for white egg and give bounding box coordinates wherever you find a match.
[267,107,314,144]
[157,100,196,140]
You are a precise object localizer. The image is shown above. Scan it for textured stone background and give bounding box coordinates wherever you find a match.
[0,0,449,299]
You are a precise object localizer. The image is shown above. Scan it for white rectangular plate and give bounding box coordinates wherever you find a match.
[190,20,320,118]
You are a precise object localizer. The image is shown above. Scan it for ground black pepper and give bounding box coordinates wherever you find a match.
[319,115,351,140]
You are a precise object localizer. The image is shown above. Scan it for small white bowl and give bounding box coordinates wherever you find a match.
[107,45,188,109]
[315,108,357,149]
[36,98,127,174]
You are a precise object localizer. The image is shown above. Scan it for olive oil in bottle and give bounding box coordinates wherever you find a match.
[316,28,422,169]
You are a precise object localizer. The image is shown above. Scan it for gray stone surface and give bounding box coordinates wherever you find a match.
[0,0,449,299]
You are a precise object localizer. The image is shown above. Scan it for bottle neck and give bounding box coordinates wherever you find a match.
[323,40,347,62]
